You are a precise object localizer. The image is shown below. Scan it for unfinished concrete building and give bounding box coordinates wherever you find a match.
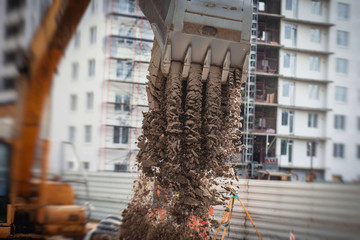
[241,0,360,182]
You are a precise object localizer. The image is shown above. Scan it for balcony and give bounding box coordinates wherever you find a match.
[108,36,152,62]
[254,106,277,134]
[256,55,278,74]
[258,0,281,15]
[257,23,280,45]
[109,15,153,40]
[255,117,276,133]
[108,59,148,84]
[255,79,277,103]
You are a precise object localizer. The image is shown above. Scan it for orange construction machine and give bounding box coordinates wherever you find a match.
[0,0,89,238]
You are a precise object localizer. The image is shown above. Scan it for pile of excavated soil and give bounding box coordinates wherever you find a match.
[120,41,245,240]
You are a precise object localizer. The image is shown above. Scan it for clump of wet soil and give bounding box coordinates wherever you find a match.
[120,41,245,240]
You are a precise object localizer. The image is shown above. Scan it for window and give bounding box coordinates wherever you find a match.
[310,28,321,43]
[333,143,345,158]
[308,84,319,100]
[116,61,132,79]
[115,94,122,111]
[83,162,89,170]
[68,161,74,170]
[281,140,287,155]
[285,24,292,39]
[3,51,17,65]
[90,26,97,44]
[285,0,292,10]
[114,94,130,111]
[284,53,290,68]
[70,94,77,111]
[113,126,120,143]
[89,59,95,76]
[335,87,347,103]
[308,113,318,128]
[113,126,129,144]
[284,24,296,42]
[90,0,97,13]
[311,0,322,15]
[282,111,288,126]
[114,163,127,172]
[125,62,133,79]
[357,145,360,159]
[5,22,23,39]
[72,62,79,79]
[136,42,152,55]
[114,0,135,14]
[309,56,320,71]
[116,60,123,78]
[336,58,348,74]
[337,31,348,47]
[118,25,135,38]
[85,125,92,142]
[128,0,135,13]
[68,126,76,142]
[86,92,94,110]
[306,142,316,157]
[122,127,129,144]
[6,0,25,12]
[74,31,80,48]
[119,0,128,12]
[337,3,349,20]
[283,81,289,97]
[0,78,15,91]
[334,115,346,130]
[123,95,130,111]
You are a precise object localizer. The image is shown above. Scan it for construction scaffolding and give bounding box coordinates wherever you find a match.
[242,0,258,163]
[100,1,153,172]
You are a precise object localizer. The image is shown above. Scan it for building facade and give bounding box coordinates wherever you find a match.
[48,0,360,182]
[0,0,51,139]
[243,0,360,182]
[49,0,153,173]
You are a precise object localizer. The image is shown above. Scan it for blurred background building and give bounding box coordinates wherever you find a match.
[47,0,360,182]
[241,0,360,182]
[0,0,358,182]
[0,0,51,139]
[48,0,153,173]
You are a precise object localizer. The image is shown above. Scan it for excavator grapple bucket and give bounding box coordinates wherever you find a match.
[120,1,253,239]
[139,0,252,81]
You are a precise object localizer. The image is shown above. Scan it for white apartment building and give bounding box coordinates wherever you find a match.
[0,0,51,137]
[253,0,360,182]
[48,0,360,182]
[49,0,153,173]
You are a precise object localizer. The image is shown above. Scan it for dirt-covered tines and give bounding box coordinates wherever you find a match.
[120,41,244,240]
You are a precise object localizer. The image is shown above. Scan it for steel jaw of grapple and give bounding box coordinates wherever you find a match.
[138,0,252,82]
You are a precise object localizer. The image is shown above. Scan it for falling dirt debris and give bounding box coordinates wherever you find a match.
[120,41,246,240]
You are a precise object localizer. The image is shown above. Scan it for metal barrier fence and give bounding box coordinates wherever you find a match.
[62,171,360,240]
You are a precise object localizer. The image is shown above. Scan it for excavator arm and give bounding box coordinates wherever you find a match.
[1,0,89,238]
[12,0,89,200]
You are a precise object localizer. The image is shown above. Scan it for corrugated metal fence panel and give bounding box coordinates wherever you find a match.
[63,172,360,240]
[213,180,360,240]
[62,171,137,220]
